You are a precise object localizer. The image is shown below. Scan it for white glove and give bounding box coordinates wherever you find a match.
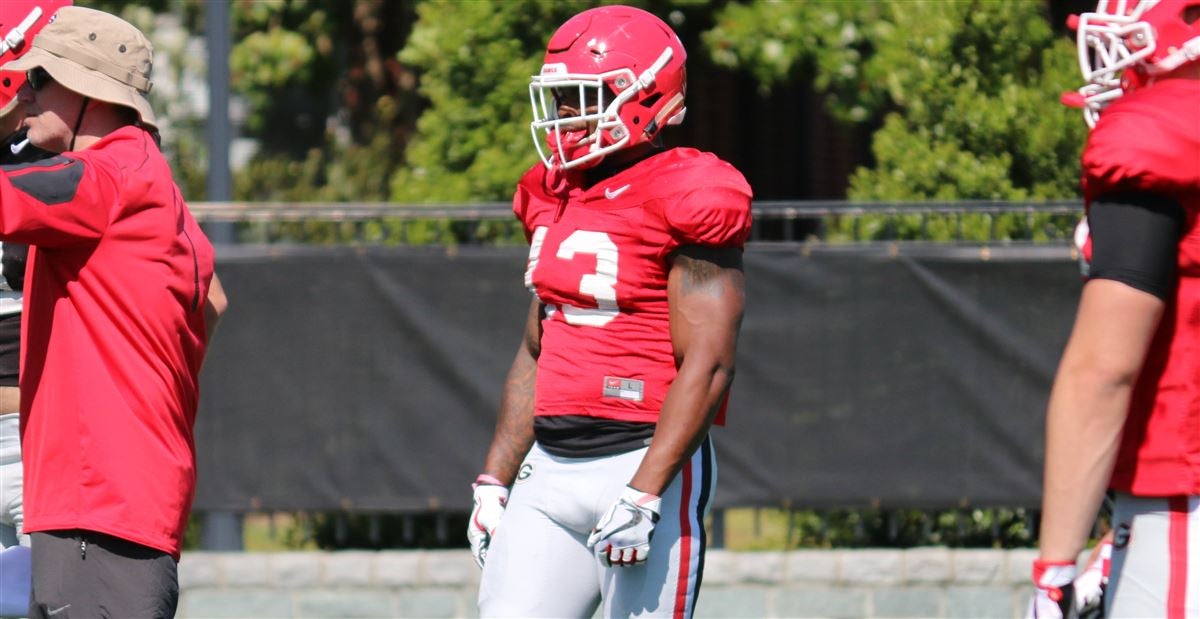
[1026,559,1077,619]
[467,475,508,569]
[587,485,661,567]
[1073,540,1111,619]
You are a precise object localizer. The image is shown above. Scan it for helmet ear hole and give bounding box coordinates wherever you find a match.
[1185,6,1200,24]
[639,93,662,109]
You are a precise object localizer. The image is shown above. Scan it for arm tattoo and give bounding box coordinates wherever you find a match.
[484,301,542,482]
[673,246,744,297]
[492,356,537,476]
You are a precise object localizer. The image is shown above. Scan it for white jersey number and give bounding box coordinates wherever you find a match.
[524,226,620,327]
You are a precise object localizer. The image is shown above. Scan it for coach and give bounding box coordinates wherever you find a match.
[0,6,225,617]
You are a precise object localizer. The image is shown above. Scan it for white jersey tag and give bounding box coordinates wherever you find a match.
[603,376,644,402]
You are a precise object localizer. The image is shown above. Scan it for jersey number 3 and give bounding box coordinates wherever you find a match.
[524,226,619,327]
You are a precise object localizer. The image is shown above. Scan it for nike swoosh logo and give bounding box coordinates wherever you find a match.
[47,605,71,617]
[605,184,631,200]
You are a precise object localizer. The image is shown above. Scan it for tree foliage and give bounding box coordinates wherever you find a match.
[705,1,890,124]
[230,0,337,151]
[227,0,419,202]
[390,0,596,203]
[705,0,1088,202]
[77,1,208,198]
[79,1,1089,212]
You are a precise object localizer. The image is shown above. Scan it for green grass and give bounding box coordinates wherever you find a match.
[722,508,793,550]
[244,513,319,551]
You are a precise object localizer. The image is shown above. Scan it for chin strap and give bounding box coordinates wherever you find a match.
[68,96,90,152]
[0,7,43,56]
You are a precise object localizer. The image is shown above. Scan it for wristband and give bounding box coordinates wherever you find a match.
[474,473,506,488]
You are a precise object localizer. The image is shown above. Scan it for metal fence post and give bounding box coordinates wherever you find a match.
[198,1,242,552]
[204,0,235,245]
[200,511,244,551]
[709,508,725,549]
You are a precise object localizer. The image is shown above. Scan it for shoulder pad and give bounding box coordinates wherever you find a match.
[653,150,754,247]
[1083,84,1200,201]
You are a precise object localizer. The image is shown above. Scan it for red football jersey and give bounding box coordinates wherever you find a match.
[515,148,753,425]
[1078,79,1200,497]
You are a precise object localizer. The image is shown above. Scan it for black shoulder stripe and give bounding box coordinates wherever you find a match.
[5,158,85,205]
[1,154,75,172]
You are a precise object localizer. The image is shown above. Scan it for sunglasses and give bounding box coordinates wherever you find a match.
[25,67,53,91]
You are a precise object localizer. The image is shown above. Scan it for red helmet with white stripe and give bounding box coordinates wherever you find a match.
[529,5,687,170]
[1063,0,1200,127]
[0,0,72,117]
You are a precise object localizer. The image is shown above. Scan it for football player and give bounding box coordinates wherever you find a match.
[1030,1,1200,617]
[0,0,71,553]
[467,5,752,618]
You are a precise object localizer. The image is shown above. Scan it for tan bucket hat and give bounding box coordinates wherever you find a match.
[1,6,155,129]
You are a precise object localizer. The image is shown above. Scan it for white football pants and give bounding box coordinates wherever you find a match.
[1107,493,1200,619]
[478,435,717,619]
[0,413,25,548]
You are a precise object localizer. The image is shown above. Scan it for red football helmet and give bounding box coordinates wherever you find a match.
[1064,0,1200,127]
[0,0,71,117]
[529,5,687,170]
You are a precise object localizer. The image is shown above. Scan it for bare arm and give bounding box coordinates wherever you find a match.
[480,297,543,486]
[1037,278,1163,561]
[629,245,744,496]
[204,272,228,342]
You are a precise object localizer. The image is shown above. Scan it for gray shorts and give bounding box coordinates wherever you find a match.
[30,529,178,619]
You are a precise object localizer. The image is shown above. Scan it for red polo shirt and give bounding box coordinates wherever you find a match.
[0,126,214,558]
